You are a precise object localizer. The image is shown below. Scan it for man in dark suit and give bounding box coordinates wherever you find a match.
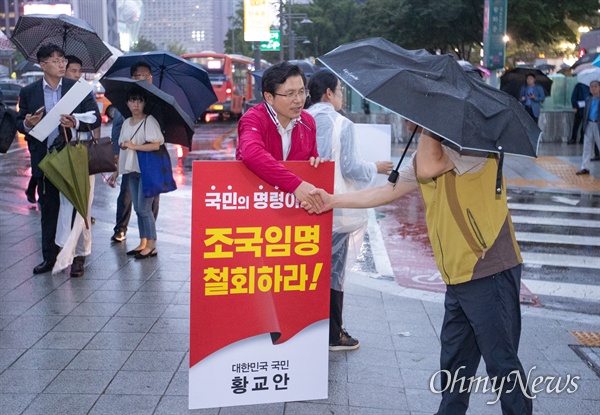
[16,44,101,274]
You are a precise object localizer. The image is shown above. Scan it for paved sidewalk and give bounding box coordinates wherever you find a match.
[1,140,600,414]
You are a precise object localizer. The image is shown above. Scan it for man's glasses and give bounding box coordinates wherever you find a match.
[43,59,68,66]
[274,89,307,100]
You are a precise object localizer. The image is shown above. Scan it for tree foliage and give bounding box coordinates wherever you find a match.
[130,36,157,52]
[224,0,599,64]
[167,41,188,56]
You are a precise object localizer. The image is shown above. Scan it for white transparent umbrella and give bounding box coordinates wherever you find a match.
[576,67,600,86]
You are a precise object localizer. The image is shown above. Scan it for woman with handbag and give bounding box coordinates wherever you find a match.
[117,87,164,259]
[306,70,394,351]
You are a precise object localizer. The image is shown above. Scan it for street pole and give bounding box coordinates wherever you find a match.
[279,0,284,62]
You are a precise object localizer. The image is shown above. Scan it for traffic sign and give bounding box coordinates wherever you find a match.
[260,30,280,52]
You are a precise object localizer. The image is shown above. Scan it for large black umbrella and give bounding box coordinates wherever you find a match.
[10,14,111,73]
[101,78,195,148]
[318,37,541,158]
[500,68,553,100]
[101,51,217,120]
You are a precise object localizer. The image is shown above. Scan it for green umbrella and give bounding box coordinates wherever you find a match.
[39,138,90,229]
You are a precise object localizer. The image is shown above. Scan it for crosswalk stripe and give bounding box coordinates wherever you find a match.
[509,203,600,215]
[522,252,600,269]
[511,215,600,228]
[522,279,600,301]
[516,232,600,246]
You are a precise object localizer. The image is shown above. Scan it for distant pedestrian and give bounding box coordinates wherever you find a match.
[576,80,600,175]
[519,73,545,124]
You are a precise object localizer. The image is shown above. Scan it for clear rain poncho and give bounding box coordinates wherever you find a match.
[307,102,379,290]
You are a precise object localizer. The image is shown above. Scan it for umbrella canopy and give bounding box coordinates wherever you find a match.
[10,14,111,73]
[38,140,90,228]
[535,63,555,72]
[318,37,541,158]
[101,50,217,120]
[500,68,553,100]
[573,52,599,73]
[456,60,484,80]
[576,67,600,86]
[15,59,41,73]
[97,41,123,75]
[101,77,195,148]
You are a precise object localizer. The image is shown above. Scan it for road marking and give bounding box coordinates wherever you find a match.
[522,279,600,301]
[511,215,600,228]
[522,252,600,269]
[550,195,580,206]
[509,203,600,215]
[516,232,600,246]
[367,208,395,278]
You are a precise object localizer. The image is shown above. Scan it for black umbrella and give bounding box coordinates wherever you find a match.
[318,37,541,158]
[101,78,195,149]
[535,63,555,72]
[10,14,112,73]
[571,52,599,73]
[499,68,553,100]
[101,51,217,120]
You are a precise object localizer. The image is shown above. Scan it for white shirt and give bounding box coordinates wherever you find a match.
[118,115,164,174]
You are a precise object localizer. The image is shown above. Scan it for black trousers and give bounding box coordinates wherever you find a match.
[436,264,532,415]
[36,176,60,263]
[571,108,584,143]
[524,106,538,124]
[329,289,344,342]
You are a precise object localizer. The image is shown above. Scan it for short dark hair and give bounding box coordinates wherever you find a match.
[130,61,152,77]
[127,86,147,104]
[590,80,600,88]
[262,61,306,97]
[526,73,536,79]
[65,55,83,69]
[307,69,338,107]
[36,44,64,63]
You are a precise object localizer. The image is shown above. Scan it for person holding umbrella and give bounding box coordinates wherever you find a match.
[107,62,159,243]
[16,43,101,275]
[116,86,164,259]
[306,70,393,351]
[518,73,545,124]
[576,80,600,175]
[302,126,533,415]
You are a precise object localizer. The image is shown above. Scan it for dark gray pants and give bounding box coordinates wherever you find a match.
[436,264,532,415]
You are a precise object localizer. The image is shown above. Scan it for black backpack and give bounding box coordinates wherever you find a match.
[0,102,18,153]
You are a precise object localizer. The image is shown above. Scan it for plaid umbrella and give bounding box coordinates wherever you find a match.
[10,14,111,73]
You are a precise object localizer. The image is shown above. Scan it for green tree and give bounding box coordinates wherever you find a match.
[130,36,157,52]
[167,41,187,56]
[356,0,599,62]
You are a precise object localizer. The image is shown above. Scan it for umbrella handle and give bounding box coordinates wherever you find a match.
[388,127,418,185]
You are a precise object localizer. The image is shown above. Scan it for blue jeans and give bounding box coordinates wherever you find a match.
[128,172,157,240]
[115,173,159,234]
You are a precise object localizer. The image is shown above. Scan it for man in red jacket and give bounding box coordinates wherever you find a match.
[236,61,323,211]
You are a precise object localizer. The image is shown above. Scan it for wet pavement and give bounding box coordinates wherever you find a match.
[0,121,599,414]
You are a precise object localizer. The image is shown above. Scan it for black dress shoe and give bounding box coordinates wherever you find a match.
[576,169,590,175]
[126,248,143,256]
[70,256,86,278]
[33,261,55,274]
[135,249,157,260]
[25,190,36,203]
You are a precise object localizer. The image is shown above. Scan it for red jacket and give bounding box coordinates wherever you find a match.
[236,102,318,193]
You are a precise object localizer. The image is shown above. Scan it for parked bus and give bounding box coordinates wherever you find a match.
[181,52,256,120]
